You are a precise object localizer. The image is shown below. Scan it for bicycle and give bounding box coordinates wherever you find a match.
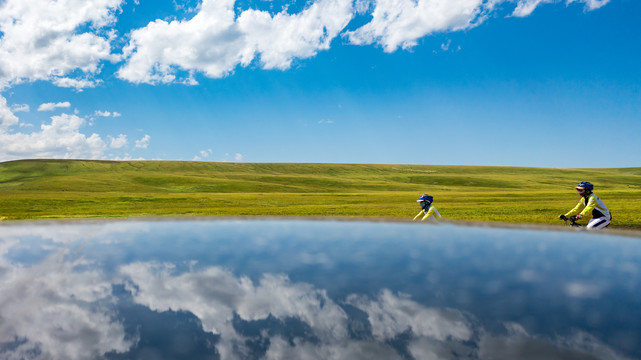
[560,215,582,228]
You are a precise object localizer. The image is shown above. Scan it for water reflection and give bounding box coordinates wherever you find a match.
[0,220,640,359]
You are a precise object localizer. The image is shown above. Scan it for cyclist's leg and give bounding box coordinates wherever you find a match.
[587,217,610,230]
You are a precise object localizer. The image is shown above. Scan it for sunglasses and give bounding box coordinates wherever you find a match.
[576,188,586,193]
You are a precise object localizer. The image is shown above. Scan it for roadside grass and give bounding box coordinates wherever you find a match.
[0,159,639,229]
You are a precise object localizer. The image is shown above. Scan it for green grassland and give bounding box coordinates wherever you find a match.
[0,159,639,229]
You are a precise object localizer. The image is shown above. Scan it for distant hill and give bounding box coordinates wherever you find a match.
[1,159,639,228]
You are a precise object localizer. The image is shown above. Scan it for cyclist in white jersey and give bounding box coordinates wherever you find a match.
[413,194,442,221]
[559,181,611,230]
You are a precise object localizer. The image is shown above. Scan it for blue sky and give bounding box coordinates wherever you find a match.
[0,0,639,167]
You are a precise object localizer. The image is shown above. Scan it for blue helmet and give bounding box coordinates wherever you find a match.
[417,194,433,204]
[576,181,594,191]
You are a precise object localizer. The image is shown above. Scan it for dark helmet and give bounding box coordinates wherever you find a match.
[576,181,594,191]
[417,194,433,204]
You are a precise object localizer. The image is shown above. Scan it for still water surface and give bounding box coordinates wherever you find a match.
[1,219,640,359]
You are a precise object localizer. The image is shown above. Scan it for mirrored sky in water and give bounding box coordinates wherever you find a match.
[1,219,640,360]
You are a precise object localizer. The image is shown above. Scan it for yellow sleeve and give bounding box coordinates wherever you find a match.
[580,195,597,217]
[421,207,436,221]
[564,199,584,217]
[413,210,424,221]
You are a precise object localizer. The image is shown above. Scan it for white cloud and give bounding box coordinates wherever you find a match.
[441,39,451,51]
[0,0,613,92]
[354,0,373,15]
[221,152,245,162]
[0,97,140,161]
[117,0,353,84]
[120,263,349,358]
[478,322,632,360]
[0,107,147,161]
[94,110,121,117]
[0,251,134,360]
[512,0,610,17]
[263,336,403,360]
[512,0,548,17]
[564,281,605,298]
[52,77,103,91]
[117,262,631,360]
[346,289,473,342]
[0,113,108,161]
[135,134,150,148]
[0,219,632,360]
[10,104,29,112]
[109,134,128,148]
[345,0,493,52]
[0,0,123,90]
[579,0,610,10]
[193,148,213,161]
[38,101,71,112]
[0,95,19,128]
[345,0,610,51]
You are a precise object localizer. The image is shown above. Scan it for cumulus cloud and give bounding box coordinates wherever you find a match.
[193,148,213,161]
[345,0,494,52]
[0,251,134,360]
[115,0,609,77]
[109,134,128,148]
[263,336,403,360]
[120,263,349,358]
[0,0,123,90]
[0,0,614,161]
[10,104,29,113]
[0,218,632,360]
[117,262,632,360]
[478,322,631,360]
[0,97,149,161]
[0,113,108,160]
[135,134,150,148]
[344,0,611,51]
[579,0,610,10]
[52,77,103,90]
[512,0,609,17]
[38,101,71,112]
[564,281,606,299]
[512,0,549,17]
[94,110,121,117]
[0,95,19,128]
[0,0,613,90]
[117,0,354,84]
[346,289,473,342]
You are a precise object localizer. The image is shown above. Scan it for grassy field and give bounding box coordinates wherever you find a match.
[0,159,640,229]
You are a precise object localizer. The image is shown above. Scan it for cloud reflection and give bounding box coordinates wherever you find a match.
[0,221,636,359]
[119,263,631,360]
[0,251,134,360]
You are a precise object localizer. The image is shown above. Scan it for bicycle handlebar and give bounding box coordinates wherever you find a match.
[564,215,581,227]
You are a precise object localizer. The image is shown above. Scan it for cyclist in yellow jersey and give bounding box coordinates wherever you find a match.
[413,194,442,221]
[559,181,611,230]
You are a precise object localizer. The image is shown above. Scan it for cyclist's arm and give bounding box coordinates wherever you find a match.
[580,195,597,217]
[421,207,438,221]
[413,210,424,221]
[564,200,584,217]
